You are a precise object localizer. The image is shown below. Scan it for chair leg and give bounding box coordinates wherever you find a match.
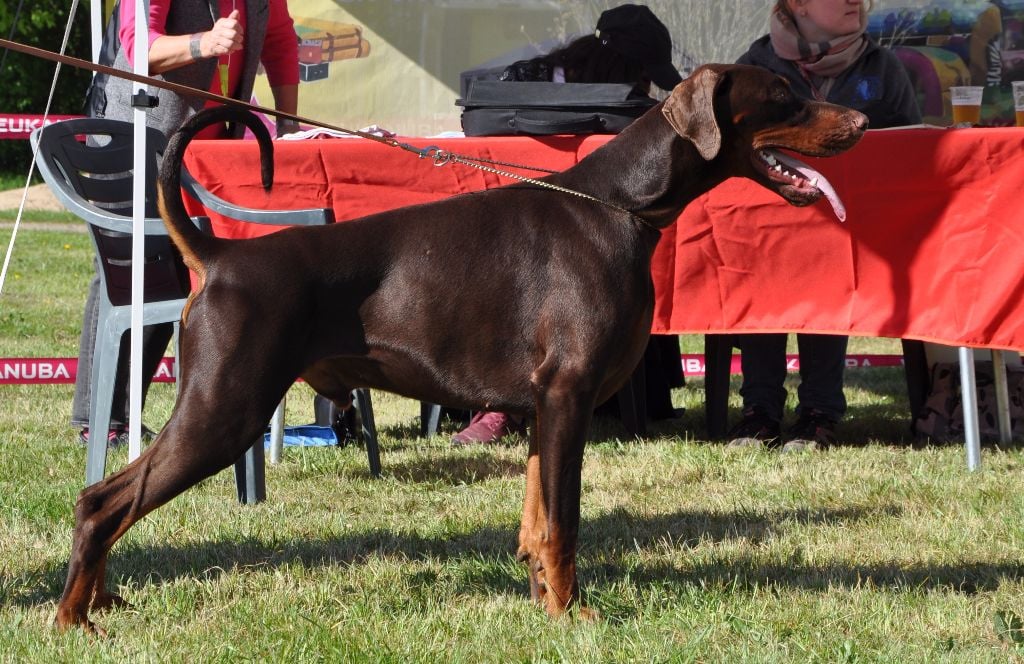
[268,398,286,465]
[704,334,733,440]
[420,402,442,437]
[234,440,266,504]
[86,322,119,486]
[353,389,381,477]
[172,321,181,399]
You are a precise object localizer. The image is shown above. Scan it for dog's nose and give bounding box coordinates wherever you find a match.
[852,111,869,132]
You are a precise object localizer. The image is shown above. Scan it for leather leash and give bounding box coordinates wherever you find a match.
[0,37,649,224]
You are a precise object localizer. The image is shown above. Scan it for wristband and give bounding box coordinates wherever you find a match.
[189,33,204,61]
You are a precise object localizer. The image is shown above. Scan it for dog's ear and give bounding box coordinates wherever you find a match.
[661,67,723,161]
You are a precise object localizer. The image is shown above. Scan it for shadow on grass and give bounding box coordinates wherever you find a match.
[379,453,524,484]
[15,502,1022,620]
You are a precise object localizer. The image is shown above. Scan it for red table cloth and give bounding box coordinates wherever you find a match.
[182,127,1024,352]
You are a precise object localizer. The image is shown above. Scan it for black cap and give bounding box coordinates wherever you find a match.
[595,4,682,92]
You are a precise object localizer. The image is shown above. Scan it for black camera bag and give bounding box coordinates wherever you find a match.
[456,81,657,136]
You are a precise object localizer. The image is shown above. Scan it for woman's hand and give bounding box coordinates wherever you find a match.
[198,9,244,58]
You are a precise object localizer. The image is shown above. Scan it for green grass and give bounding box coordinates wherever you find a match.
[2,218,1023,661]
[0,208,80,223]
[0,171,39,192]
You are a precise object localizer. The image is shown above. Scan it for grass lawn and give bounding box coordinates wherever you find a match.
[2,218,1023,661]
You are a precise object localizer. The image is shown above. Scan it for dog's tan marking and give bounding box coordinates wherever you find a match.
[157,188,206,324]
[157,188,206,278]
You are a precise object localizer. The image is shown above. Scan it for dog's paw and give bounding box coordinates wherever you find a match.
[91,591,129,612]
[527,562,545,603]
[54,612,107,637]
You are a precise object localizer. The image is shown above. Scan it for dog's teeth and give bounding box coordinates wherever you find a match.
[810,177,818,187]
[766,154,777,166]
[773,164,782,172]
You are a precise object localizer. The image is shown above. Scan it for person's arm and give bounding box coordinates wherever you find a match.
[120,0,243,75]
[886,57,923,126]
[258,0,301,136]
[150,13,244,74]
[260,0,301,136]
[270,83,299,136]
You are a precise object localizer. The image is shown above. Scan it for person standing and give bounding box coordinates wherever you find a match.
[71,0,300,445]
[727,0,921,451]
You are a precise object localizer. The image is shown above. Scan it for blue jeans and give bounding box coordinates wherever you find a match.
[734,333,848,423]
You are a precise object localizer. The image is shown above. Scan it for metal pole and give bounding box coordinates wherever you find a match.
[90,0,102,63]
[991,349,1012,446]
[269,400,286,464]
[959,346,982,470]
[128,0,150,461]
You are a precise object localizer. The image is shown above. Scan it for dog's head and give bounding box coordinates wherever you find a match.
[663,64,867,221]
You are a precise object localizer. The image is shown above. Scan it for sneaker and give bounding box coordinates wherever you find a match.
[78,428,124,449]
[451,411,523,446]
[781,409,837,452]
[726,406,781,448]
[78,425,157,449]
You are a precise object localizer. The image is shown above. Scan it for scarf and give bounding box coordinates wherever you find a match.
[769,6,868,99]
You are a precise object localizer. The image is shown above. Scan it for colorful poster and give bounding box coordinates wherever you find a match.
[868,0,1024,125]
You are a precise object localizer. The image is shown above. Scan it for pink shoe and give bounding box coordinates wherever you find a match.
[451,411,522,446]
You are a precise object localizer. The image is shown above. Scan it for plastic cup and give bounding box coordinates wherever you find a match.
[950,85,983,126]
[1013,81,1024,127]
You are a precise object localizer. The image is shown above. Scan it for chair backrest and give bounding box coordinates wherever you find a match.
[31,118,191,306]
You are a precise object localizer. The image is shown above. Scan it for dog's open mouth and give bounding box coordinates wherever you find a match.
[752,148,846,222]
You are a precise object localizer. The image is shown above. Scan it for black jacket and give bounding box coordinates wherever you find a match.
[737,35,921,129]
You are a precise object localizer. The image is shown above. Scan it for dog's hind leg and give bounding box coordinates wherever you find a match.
[55,456,154,634]
[55,390,276,633]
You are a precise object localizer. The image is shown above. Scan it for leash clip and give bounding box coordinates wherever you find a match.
[417,145,451,166]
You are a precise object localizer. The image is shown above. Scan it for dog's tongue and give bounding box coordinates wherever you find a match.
[771,150,847,222]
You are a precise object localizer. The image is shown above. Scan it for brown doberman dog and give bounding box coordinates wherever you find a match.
[55,64,866,633]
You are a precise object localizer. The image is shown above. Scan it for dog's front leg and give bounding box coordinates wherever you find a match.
[523,370,596,620]
[88,555,129,612]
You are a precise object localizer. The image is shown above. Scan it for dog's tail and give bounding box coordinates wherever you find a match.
[157,105,274,273]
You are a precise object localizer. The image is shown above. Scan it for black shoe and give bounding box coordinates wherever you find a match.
[332,407,360,447]
[782,409,837,452]
[726,406,781,448]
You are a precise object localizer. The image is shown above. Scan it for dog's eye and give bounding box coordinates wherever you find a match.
[770,87,790,104]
